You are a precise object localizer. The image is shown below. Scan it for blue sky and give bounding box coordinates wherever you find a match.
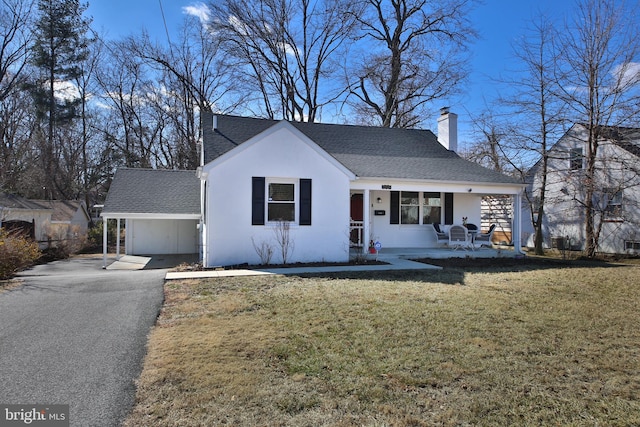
[87,0,575,144]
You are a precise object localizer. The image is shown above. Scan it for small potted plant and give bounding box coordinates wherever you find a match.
[369,240,376,254]
[462,216,468,226]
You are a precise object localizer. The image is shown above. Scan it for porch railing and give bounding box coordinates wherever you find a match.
[349,220,364,247]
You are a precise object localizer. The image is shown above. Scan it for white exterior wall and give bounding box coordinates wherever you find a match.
[524,125,640,254]
[369,190,432,247]
[1,208,51,242]
[203,124,352,267]
[68,207,90,234]
[353,179,517,249]
[126,218,199,255]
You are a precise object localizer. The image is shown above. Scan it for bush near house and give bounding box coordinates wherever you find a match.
[87,219,118,249]
[0,229,41,280]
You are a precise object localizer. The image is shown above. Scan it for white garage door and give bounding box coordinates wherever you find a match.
[128,219,198,255]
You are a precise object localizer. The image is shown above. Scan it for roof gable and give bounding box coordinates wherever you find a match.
[202,113,520,185]
[203,120,355,179]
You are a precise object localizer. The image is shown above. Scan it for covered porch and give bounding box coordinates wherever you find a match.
[348,180,525,256]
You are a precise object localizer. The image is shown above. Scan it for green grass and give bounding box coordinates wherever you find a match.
[125,261,640,426]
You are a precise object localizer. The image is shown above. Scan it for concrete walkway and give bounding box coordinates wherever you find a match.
[165,255,441,280]
[106,246,519,279]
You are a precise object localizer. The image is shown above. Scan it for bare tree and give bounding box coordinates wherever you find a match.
[0,87,39,194]
[209,0,358,121]
[0,0,36,194]
[0,0,33,102]
[95,41,158,168]
[126,14,238,169]
[462,111,511,174]
[272,220,294,264]
[555,0,640,257]
[495,15,568,255]
[346,0,476,128]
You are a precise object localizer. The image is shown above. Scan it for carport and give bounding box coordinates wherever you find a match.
[101,168,201,268]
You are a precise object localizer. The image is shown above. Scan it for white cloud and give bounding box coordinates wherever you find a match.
[613,62,640,88]
[182,2,210,23]
[54,80,80,102]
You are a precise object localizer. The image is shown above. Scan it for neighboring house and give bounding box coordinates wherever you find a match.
[30,200,91,240]
[0,193,50,241]
[198,110,526,267]
[101,168,201,262]
[522,123,640,254]
[1,194,90,246]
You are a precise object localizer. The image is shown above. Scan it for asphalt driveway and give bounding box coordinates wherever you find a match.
[0,255,166,427]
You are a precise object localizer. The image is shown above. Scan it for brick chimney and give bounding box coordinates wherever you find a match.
[437,107,458,152]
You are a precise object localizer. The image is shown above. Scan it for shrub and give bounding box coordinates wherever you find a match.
[0,228,41,280]
[42,224,88,260]
[87,219,118,248]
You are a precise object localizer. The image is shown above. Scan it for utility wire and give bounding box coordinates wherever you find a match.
[158,0,173,50]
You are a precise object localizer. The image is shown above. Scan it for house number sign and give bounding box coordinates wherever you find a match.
[382,184,392,189]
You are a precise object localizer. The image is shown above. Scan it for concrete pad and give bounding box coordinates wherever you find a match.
[106,255,151,270]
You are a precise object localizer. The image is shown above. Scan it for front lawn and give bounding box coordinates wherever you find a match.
[125,261,640,426]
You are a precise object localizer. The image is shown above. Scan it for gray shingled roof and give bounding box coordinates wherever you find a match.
[599,125,640,158]
[0,193,51,211]
[103,168,200,215]
[203,113,520,184]
[29,200,87,222]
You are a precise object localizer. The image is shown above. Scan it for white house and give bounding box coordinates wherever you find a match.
[522,123,640,254]
[101,110,526,267]
[198,110,525,267]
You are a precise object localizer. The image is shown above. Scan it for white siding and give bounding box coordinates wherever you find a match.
[524,125,640,253]
[126,219,198,255]
[203,124,352,267]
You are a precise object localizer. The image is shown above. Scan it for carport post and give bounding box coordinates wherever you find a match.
[116,218,121,259]
[102,218,107,269]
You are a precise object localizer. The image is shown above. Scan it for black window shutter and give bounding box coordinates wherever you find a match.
[390,191,400,224]
[444,192,454,225]
[299,179,312,225]
[252,177,265,225]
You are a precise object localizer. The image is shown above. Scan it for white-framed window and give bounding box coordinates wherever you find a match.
[604,188,623,220]
[395,191,442,225]
[400,191,420,224]
[625,240,640,251]
[569,148,583,170]
[422,192,442,224]
[267,180,296,222]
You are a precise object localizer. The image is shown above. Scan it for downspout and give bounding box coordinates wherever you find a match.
[513,191,524,255]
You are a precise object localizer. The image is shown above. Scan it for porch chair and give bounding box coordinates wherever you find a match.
[473,224,496,249]
[433,223,449,246]
[449,224,471,251]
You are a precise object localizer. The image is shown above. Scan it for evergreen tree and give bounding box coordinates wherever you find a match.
[30,0,91,199]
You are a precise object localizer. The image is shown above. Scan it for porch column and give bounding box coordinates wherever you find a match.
[102,217,107,269]
[362,190,371,255]
[513,192,523,254]
[116,218,121,260]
